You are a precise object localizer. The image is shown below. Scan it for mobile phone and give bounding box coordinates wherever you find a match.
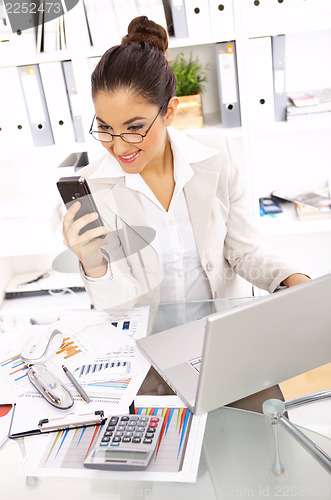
[57,176,105,236]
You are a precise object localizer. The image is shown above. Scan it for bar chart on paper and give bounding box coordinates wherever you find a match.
[38,406,192,473]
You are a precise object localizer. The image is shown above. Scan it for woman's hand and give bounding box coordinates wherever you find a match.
[62,201,110,278]
[281,273,311,287]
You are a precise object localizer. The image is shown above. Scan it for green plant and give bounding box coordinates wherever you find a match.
[172,52,209,97]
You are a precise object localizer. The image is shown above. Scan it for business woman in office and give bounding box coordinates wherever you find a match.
[62,16,309,313]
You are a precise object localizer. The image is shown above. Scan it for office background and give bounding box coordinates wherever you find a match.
[0,0,331,303]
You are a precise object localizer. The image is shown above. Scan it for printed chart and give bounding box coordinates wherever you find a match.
[21,396,207,482]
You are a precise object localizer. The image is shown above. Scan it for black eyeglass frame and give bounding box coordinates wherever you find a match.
[89,105,165,144]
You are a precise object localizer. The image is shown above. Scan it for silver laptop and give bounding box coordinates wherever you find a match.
[137,274,331,415]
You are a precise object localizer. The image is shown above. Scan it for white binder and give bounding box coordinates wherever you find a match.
[0,67,34,148]
[184,0,211,39]
[39,61,76,145]
[246,36,275,125]
[169,0,188,38]
[136,0,168,30]
[113,0,140,38]
[215,41,241,127]
[84,0,120,50]
[63,0,91,50]
[271,34,287,122]
[17,64,55,147]
[62,60,85,143]
[208,0,234,41]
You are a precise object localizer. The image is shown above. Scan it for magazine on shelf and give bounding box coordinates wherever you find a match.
[272,188,331,209]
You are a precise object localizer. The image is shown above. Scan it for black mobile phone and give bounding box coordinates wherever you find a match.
[56,176,105,236]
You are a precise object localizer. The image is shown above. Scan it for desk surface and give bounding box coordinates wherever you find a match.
[0,297,330,498]
[0,406,330,499]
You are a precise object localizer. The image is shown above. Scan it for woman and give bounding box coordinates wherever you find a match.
[62,16,309,312]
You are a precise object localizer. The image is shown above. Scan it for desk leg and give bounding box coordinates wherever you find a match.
[16,438,40,488]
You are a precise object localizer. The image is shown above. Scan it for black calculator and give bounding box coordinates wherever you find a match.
[84,414,163,471]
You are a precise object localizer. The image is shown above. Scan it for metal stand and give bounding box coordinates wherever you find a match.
[263,390,331,476]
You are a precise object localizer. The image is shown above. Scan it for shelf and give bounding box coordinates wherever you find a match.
[257,204,331,236]
[249,114,331,136]
[181,113,243,139]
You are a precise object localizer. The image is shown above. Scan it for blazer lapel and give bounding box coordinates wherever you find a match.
[184,166,220,258]
[90,179,159,254]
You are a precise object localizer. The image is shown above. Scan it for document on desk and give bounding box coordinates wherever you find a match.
[20,395,207,483]
[1,308,151,436]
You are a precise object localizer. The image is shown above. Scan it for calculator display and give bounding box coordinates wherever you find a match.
[96,450,148,460]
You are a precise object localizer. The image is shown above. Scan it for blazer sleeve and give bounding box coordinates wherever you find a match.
[222,140,302,293]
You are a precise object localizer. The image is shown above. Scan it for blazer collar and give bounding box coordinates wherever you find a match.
[88,128,220,255]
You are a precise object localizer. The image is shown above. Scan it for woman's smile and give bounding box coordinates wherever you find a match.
[117,150,142,163]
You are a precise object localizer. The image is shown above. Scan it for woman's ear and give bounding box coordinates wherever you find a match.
[165,96,179,125]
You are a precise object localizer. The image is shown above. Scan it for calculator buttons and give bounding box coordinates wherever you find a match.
[101,436,111,443]
[115,431,124,437]
[145,432,154,439]
[112,436,121,443]
[122,437,131,443]
[147,427,156,433]
[148,422,157,428]
[120,416,130,421]
[109,417,119,425]
[150,417,159,423]
[136,426,146,432]
[132,437,141,443]
[107,425,115,431]
[127,426,135,431]
[104,431,113,437]
[124,431,133,437]
[139,417,149,422]
[117,425,126,431]
[110,442,120,447]
[143,438,153,444]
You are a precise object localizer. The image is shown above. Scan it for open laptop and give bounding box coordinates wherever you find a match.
[137,274,331,415]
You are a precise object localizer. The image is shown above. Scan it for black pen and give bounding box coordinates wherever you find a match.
[62,365,91,404]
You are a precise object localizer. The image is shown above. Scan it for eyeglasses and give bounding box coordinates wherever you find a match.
[89,106,164,144]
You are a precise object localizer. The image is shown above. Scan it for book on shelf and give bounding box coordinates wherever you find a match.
[294,202,331,221]
[272,187,331,209]
[286,88,331,120]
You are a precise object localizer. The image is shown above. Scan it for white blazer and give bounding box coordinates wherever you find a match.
[78,128,299,312]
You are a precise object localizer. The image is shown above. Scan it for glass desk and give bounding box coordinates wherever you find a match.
[0,298,330,498]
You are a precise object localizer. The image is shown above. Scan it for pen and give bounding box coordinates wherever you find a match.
[62,365,91,404]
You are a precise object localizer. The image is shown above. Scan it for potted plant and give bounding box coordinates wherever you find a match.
[171,52,209,130]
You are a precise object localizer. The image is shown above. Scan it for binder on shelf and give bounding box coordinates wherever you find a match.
[246,36,275,125]
[184,0,211,39]
[17,64,55,147]
[0,66,34,148]
[168,0,188,38]
[113,0,140,38]
[271,34,287,122]
[84,0,120,50]
[215,41,241,127]
[62,60,85,143]
[136,0,168,31]
[39,61,76,145]
[208,0,234,41]
[63,0,91,50]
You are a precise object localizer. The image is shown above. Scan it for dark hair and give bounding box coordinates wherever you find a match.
[91,16,177,114]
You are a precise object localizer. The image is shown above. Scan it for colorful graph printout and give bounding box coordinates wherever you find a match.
[20,396,207,482]
[38,406,191,473]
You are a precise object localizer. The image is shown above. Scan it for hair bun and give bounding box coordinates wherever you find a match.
[121,16,168,54]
